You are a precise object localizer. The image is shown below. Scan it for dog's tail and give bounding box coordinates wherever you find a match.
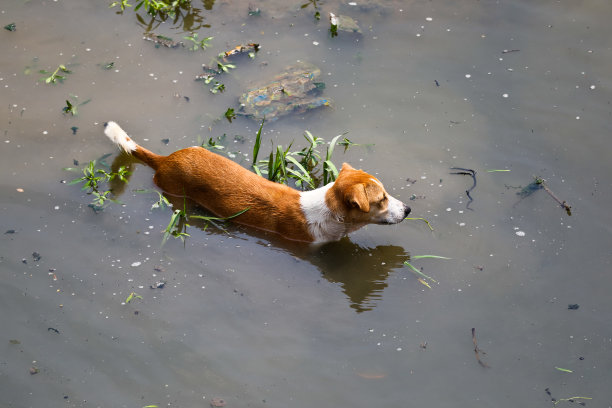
[104,121,162,170]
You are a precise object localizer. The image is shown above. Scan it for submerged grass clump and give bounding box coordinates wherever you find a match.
[64,156,130,212]
[134,189,248,246]
[251,119,344,189]
[161,195,249,247]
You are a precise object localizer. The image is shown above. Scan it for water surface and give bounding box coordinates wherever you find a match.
[1,1,611,407]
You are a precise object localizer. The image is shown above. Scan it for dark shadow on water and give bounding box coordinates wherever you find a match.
[109,153,409,313]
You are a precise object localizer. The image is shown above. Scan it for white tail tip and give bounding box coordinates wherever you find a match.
[104,121,137,153]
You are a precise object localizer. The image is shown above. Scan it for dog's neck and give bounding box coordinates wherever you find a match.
[299,182,354,243]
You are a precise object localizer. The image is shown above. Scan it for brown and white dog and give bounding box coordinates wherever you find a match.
[104,121,410,243]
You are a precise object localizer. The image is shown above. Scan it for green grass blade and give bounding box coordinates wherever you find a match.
[125,292,142,304]
[405,217,434,231]
[223,207,250,220]
[303,130,315,145]
[287,168,315,190]
[403,261,438,283]
[286,156,316,189]
[132,188,170,210]
[411,255,451,260]
[267,151,274,180]
[252,164,262,177]
[189,208,249,234]
[277,145,287,181]
[325,134,342,162]
[96,153,113,168]
[162,209,183,247]
[68,176,86,185]
[190,207,249,223]
[252,117,264,165]
[323,160,338,185]
[285,155,309,174]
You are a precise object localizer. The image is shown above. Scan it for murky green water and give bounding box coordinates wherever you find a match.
[2,1,612,407]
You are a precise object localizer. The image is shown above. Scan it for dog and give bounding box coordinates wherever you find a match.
[103,121,410,243]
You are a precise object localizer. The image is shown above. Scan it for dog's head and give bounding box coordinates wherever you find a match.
[326,163,410,229]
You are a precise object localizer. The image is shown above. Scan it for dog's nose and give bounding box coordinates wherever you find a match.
[403,205,411,218]
[103,122,109,128]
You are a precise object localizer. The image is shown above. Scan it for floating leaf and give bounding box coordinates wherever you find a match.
[554,367,573,373]
[224,107,236,122]
[125,292,142,304]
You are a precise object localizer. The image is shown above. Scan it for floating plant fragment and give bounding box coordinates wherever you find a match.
[40,65,71,84]
[222,43,259,59]
[125,292,142,304]
[143,32,184,48]
[329,12,361,34]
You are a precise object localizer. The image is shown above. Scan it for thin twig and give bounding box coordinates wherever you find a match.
[553,396,592,406]
[539,179,572,216]
[471,328,489,368]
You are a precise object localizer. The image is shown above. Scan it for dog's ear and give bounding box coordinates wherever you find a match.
[340,162,354,172]
[345,184,370,212]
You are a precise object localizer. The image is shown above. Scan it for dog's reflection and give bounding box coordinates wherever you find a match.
[109,153,409,313]
[309,238,408,313]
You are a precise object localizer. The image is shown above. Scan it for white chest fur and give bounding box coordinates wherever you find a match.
[299,183,347,243]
